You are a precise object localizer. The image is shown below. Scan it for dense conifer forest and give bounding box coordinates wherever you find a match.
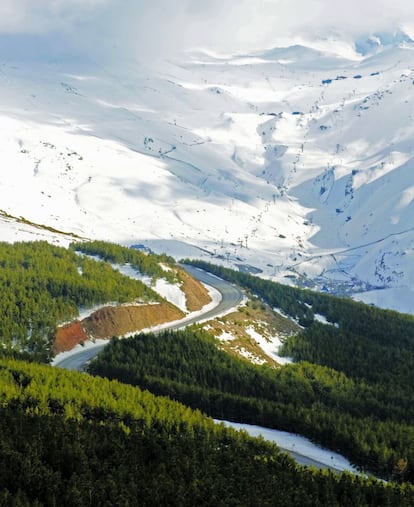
[1,245,414,503]
[149,260,414,481]
[0,241,163,360]
[71,240,178,283]
[0,357,412,506]
[88,328,414,482]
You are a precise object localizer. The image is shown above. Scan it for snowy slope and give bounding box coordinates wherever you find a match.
[1,31,414,313]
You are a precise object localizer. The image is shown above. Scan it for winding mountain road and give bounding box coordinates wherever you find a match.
[53,265,356,474]
[53,265,244,371]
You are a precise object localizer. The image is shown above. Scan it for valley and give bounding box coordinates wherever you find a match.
[1,15,414,504]
[0,234,413,504]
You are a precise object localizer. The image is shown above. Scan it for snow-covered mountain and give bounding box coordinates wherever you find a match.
[1,30,414,313]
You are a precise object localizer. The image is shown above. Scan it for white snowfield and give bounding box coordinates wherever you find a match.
[1,30,414,313]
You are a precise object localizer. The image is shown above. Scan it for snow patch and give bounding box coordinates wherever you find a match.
[112,263,188,312]
[218,420,359,473]
[313,314,339,327]
[245,326,293,365]
[217,330,235,342]
[237,346,266,365]
[153,278,187,312]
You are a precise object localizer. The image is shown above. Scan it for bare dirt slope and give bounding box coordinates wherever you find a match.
[82,302,184,339]
[54,302,185,353]
[53,321,89,355]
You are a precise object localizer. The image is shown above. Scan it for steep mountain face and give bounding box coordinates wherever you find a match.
[0,32,414,313]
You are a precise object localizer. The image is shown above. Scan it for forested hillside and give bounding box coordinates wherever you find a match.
[184,261,414,333]
[71,240,178,283]
[2,247,414,503]
[71,240,212,312]
[184,262,414,399]
[0,357,412,506]
[85,260,414,482]
[0,241,161,360]
[88,328,414,481]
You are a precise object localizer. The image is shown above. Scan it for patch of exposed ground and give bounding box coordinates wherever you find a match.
[177,267,212,311]
[200,300,299,366]
[53,302,185,353]
[82,302,184,339]
[53,320,89,355]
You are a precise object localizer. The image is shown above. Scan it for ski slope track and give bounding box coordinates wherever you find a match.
[1,30,414,313]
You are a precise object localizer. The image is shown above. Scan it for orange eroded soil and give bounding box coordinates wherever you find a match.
[53,320,89,355]
[81,302,184,339]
